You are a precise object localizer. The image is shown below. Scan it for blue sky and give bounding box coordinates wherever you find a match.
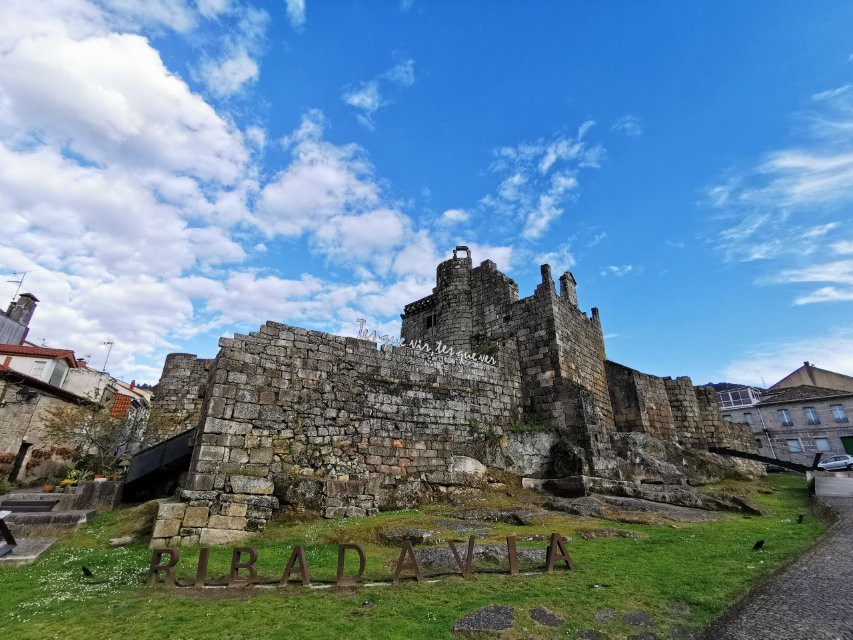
[2,0,853,386]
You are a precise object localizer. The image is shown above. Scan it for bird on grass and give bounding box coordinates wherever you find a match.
[752,540,765,551]
[81,566,93,577]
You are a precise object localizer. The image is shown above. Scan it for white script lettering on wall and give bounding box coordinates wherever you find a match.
[355,320,497,366]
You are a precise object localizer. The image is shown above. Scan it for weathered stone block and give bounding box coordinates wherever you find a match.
[152,518,181,538]
[157,502,187,519]
[208,515,248,530]
[230,475,274,494]
[223,503,248,517]
[183,506,210,528]
[249,448,274,464]
[199,528,251,545]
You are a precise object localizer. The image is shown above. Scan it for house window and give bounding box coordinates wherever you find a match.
[831,404,848,423]
[778,409,793,427]
[803,407,820,425]
[426,314,435,329]
[722,414,733,423]
[743,412,754,425]
[755,438,763,448]
[30,360,47,378]
[815,437,832,452]
[49,360,68,387]
[785,439,803,453]
[717,388,761,408]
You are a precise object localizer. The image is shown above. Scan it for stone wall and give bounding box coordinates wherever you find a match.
[403,258,617,477]
[0,378,79,480]
[149,353,213,440]
[150,321,524,547]
[605,362,757,455]
[149,250,759,546]
[606,360,675,439]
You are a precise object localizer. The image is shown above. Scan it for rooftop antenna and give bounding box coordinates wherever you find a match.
[101,340,114,373]
[5,271,26,305]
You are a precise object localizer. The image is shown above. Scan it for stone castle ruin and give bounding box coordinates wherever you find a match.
[148,247,758,546]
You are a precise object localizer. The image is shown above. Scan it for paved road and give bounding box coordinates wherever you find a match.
[702,497,853,640]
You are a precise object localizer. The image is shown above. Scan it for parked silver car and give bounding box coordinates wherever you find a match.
[817,454,853,471]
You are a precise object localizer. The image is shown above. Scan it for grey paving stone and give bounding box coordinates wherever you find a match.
[624,611,655,627]
[667,602,691,614]
[452,605,514,632]
[594,608,615,622]
[528,606,563,627]
[579,631,607,640]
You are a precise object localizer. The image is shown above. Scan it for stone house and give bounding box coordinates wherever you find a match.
[0,295,152,481]
[147,248,757,547]
[720,384,853,463]
[770,361,853,393]
[0,365,95,482]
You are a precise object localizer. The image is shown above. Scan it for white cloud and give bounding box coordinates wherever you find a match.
[285,0,305,29]
[384,59,415,87]
[0,1,493,385]
[600,264,634,277]
[97,0,198,33]
[612,114,643,137]
[194,4,268,98]
[482,122,605,238]
[0,14,248,183]
[342,81,383,129]
[257,111,381,236]
[812,84,850,101]
[721,328,853,386]
[440,208,470,225]
[832,240,853,255]
[342,59,415,129]
[198,49,259,97]
[708,87,853,269]
[537,244,575,275]
[777,260,853,286]
[794,286,853,305]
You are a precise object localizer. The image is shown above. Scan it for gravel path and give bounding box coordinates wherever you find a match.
[702,497,853,640]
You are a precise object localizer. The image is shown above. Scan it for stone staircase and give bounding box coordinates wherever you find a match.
[0,481,122,565]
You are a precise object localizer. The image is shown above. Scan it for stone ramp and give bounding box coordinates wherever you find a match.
[0,538,57,567]
[701,497,853,640]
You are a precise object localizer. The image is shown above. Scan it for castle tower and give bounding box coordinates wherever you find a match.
[401,246,475,351]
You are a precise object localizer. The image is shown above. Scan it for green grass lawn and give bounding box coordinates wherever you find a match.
[0,474,825,639]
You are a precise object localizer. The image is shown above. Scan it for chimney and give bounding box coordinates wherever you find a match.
[803,361,810,368]
[6,293,38,328]
[130,380,135,391]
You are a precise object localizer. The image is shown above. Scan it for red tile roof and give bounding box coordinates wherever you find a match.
[0,343,79,367]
